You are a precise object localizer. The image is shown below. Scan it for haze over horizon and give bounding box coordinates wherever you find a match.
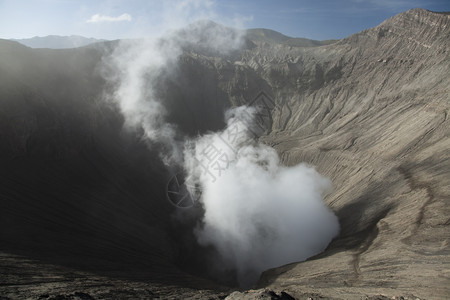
[1,0,449,41]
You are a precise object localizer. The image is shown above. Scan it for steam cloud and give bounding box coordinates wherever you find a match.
[106,0,339,287]
[184,107,339,286]
[107,16,243,165]
[107,36,184,165]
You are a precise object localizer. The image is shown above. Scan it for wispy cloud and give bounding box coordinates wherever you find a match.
[86,13,132,23]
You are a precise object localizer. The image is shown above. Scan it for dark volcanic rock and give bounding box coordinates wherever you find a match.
[0,8,449,300]
[225,289,296,300]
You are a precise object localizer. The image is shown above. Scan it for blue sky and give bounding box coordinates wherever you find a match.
[0,0,448,40]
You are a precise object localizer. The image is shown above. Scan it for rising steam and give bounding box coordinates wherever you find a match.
[107,36,184,165]
[184,107,339,286]
[105,0,339,287]
[106,17,243,165]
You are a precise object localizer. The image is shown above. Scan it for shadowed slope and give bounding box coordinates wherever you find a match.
[0,40,222,290]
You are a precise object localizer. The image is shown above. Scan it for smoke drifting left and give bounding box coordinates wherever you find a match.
[105,3,339,286]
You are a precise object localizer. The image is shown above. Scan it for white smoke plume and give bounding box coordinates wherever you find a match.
[105,0,339,288]
[106,0,244,165]
[184,107,339,286]
[107,37,183,164]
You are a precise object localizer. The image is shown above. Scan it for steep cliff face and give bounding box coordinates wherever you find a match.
[251,9,450,299]
[0,40,179,277]
[169,10,450,298]
[0,8,448,300]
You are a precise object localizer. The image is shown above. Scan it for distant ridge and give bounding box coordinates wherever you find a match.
[246,28,337,47]
[11,35,107,49]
